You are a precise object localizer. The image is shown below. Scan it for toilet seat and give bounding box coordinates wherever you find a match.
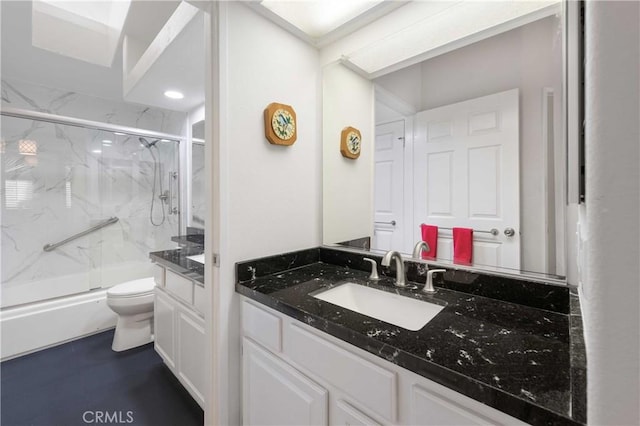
[107,277,155,298]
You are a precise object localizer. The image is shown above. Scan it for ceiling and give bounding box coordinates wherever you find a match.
[0,0,203,113]
[1,0,424,113]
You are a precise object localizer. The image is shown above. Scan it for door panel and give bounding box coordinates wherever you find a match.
[468,145,500,217]
[373,120,405,251]
[154,290,176,369]
[414,89,520,269]
[426,151,454,216]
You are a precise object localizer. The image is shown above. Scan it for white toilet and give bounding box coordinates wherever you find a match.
[106,277,156,352]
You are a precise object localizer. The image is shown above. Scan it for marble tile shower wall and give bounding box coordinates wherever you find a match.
[1,78,187,307]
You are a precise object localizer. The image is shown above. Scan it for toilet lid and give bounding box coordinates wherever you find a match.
[107,277,156,297]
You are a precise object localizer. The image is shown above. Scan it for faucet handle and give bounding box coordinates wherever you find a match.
[363,258,380,281]
[423,269,446,293]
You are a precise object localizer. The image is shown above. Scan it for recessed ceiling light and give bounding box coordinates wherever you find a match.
[92,149,102,154]
[102,139,113,144]
[164,90,184,100]
[114,132,126,136]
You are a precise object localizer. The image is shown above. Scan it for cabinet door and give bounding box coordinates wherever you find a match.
[177,308,206,408]
[332,399,380,426]
[154,290,176,369]
[243,338,328,426]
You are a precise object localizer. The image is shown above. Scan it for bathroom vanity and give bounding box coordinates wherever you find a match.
[235,247,585,425]
[150,245,207,408]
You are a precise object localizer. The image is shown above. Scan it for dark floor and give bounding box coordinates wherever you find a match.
[1,330,204,426]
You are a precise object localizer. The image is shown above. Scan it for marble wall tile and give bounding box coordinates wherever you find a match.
[1,80,185,307]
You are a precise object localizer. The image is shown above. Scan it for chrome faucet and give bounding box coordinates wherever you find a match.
[381,250,407,287]
[412,241,430,259]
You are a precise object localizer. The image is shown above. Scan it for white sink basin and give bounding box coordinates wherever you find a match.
[186,254,205,264]
[313,283,444,331]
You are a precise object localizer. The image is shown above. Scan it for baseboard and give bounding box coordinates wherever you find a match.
[0,290,117,361]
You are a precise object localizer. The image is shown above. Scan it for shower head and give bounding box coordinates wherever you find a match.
[139,137,159,148]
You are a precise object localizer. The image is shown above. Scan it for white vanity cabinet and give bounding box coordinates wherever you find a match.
[153,264,206,408]
[243,338,328,425]
[240,297,527,426]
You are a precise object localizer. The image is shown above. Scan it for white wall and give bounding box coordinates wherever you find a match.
[582,1,640,424]
[322,63,374,245]
[374,17,564,275]
[211,3,322,424]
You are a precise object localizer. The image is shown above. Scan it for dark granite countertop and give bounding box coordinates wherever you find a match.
[236,247,586,425]
[150,247,204,285]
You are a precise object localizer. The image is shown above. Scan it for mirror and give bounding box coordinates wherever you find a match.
[191,120,205,229]
[323,3,575,281]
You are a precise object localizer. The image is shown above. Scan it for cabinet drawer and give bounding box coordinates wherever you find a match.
[193,284,205,315]
[242,300,282,353]
[285,323,397,422]
[165,270,193,305]
[153,264,165,287]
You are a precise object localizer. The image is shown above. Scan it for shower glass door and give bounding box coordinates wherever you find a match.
[95,130,180,288]
[1,115,180,308]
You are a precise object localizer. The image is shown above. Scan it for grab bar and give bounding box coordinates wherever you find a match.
[43,217,119,252]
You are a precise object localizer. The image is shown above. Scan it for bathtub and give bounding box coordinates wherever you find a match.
[0,289,117,360]
[0,261,156,360]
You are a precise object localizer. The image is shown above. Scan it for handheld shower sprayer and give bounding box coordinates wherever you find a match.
[140,137,166,226]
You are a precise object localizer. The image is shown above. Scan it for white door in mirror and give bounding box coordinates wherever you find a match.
[373,120,405,252]
[314,283,444,331]
[414,89,520,270]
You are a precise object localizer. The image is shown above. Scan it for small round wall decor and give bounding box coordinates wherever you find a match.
[264,102,297,146]
[340,126,362,159]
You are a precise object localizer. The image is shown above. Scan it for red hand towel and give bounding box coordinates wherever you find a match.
[453,227,473,264]
[419,224,438,259]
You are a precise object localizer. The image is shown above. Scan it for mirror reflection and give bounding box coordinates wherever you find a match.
[191,120,205,229]
[324,4,572,280]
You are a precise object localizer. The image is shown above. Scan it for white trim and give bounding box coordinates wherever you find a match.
[0,290,117,361]
[207,2,226,425]
[541,87,553,274]
[375,84,417,117]
[343,3,561,80]
[565,0,582,204]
